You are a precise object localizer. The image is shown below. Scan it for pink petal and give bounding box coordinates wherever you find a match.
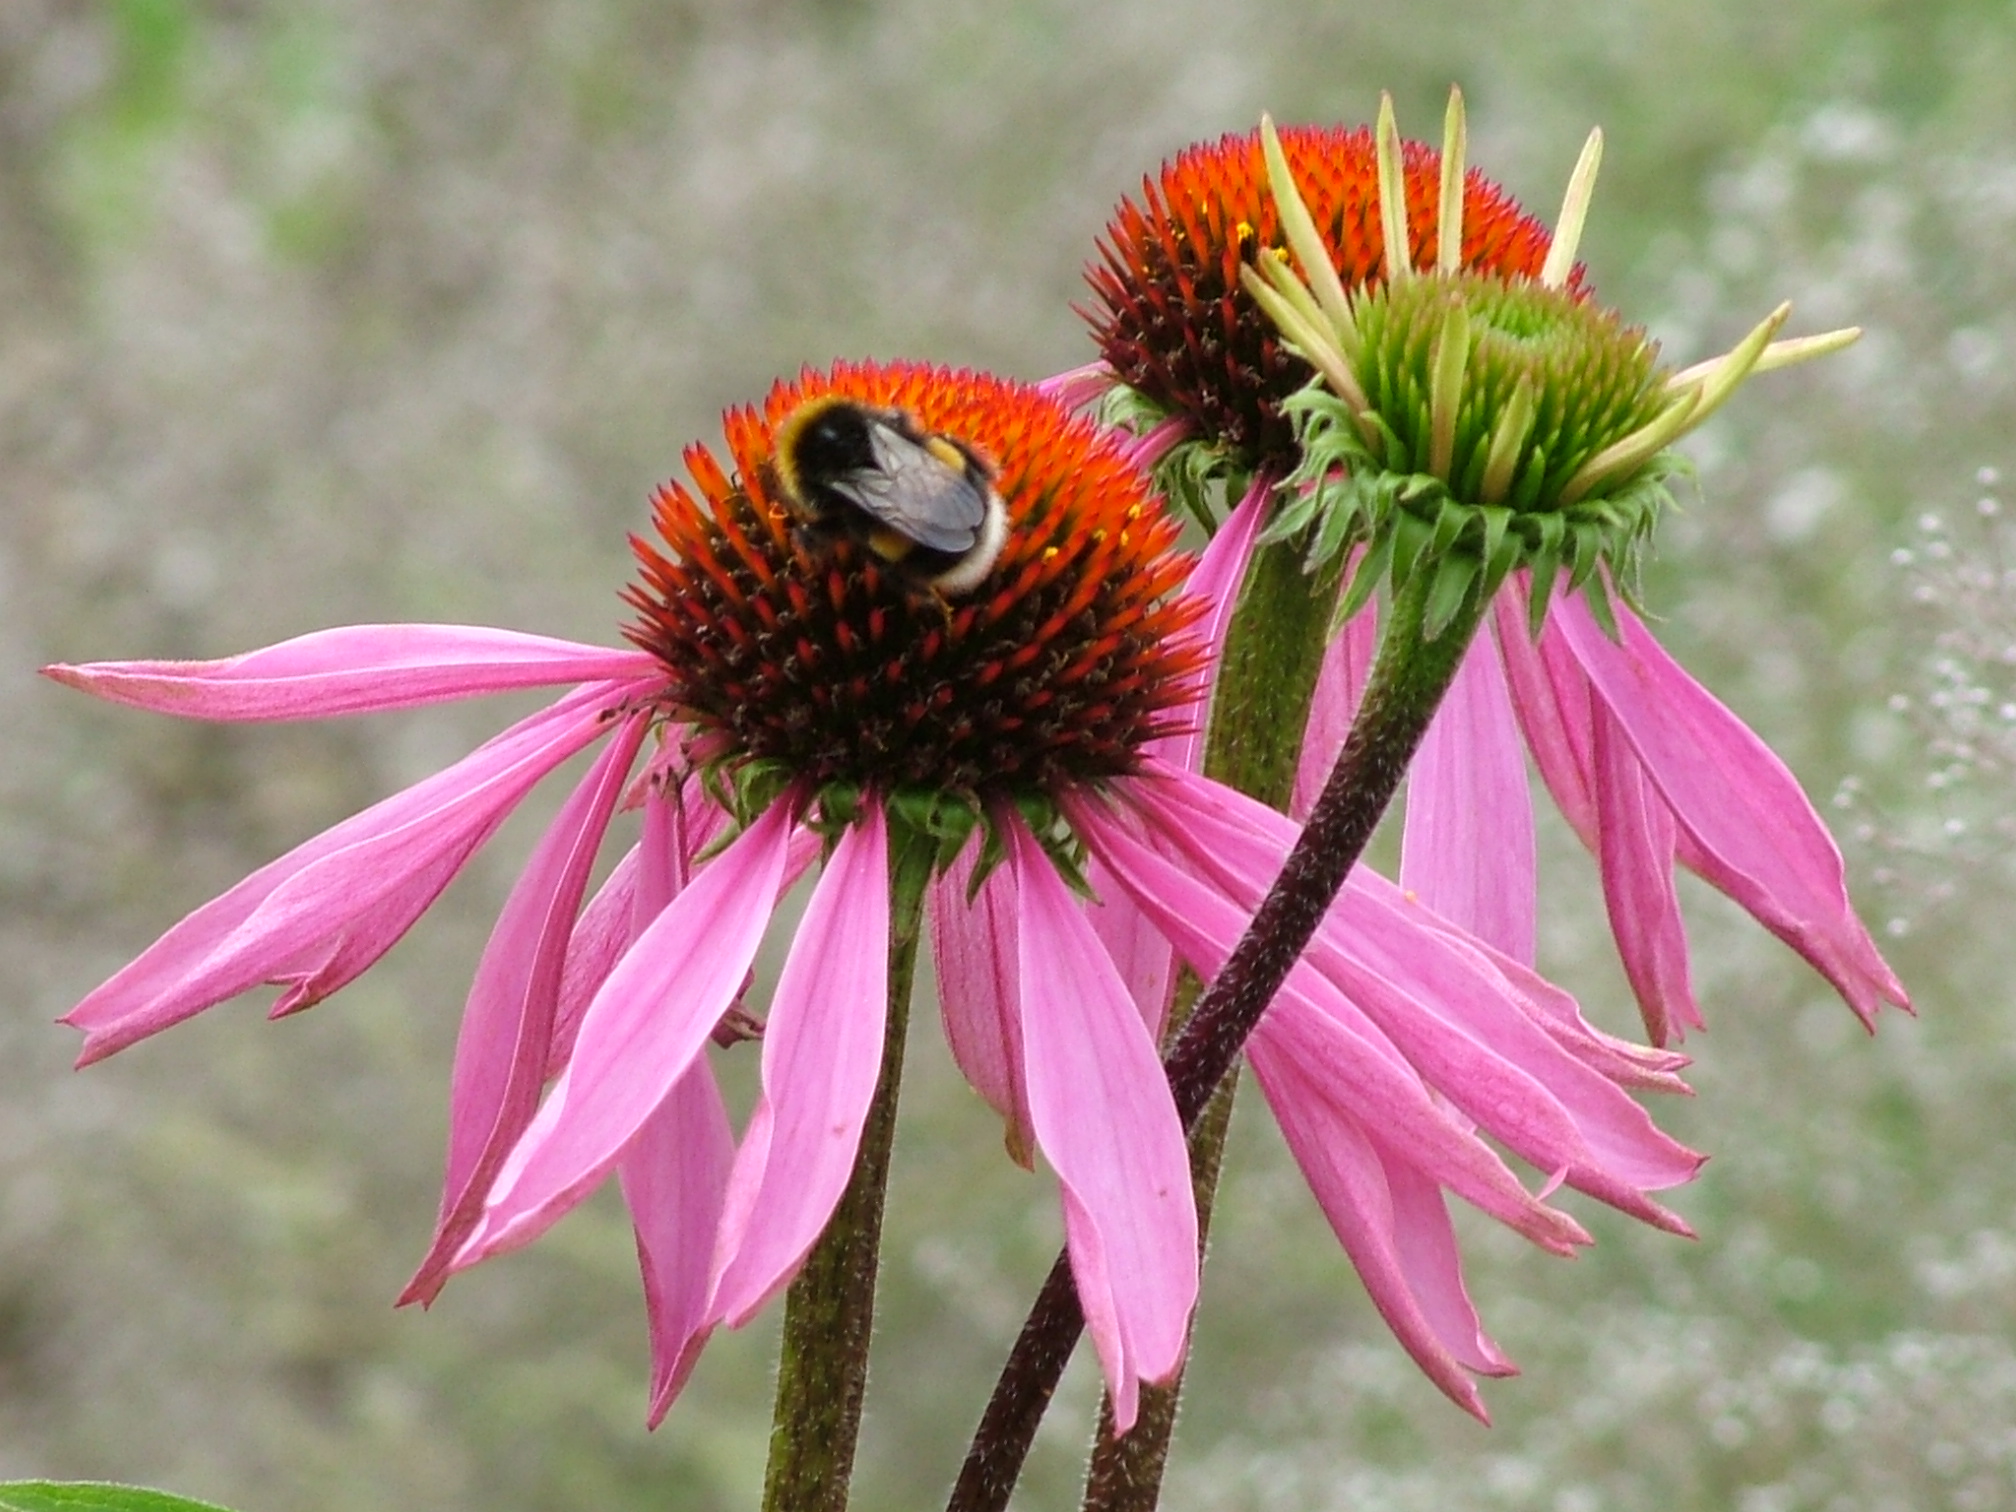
[928,843,1034,1164]
[549,781,736,1076]
[1492,587,1598,845]
[1401,635,1538,964]
[1154,474,1271,777]
[1185,477,1272,663]
[1249,1038,1509,1419]
[401,713,648,1305]
[710,804,891,1326]
[1086,853,1177,1044]
[1116,771,1702,1223]
[456,799,799,1265]
[1036,361,1118,412]
[1009,818,1198,1434]
[1554,596,1909,1026]
[61,681,625,1063]
[1591,701,1704,1044]
[622,1061,735,1426]
[43,624,662,721]
[1121,414,1194,472]
[1069,790,1591,1253]
[1383,886,1695,1092]
[1293,600,1380,819]
[549,846,640,1078]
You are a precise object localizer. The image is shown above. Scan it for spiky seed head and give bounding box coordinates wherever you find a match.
[1082,122,1574,480]
[625,361,1208,805]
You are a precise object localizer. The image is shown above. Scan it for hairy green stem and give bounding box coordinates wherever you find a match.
[761,832,931,1512]
[947,565,1488,1512]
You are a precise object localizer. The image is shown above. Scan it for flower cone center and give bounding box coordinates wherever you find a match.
[625,363,1206,799]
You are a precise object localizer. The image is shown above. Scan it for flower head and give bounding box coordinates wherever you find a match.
[1243,94,1906,1043]
[1248,93,1860,634]
[1082,104,1569,483]
[625,361,1203,799]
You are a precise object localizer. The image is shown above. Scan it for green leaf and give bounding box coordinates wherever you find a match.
[1563,520,1600,591]
[1525,563,1559,640]
[1427,494,1470,560]
[1477,504,1513,571]
[0,1484,241,1512]
[1258,482,1323,546]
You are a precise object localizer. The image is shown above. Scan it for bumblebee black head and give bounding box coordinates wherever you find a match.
[772,396,882,517]
[770,396,1009,597]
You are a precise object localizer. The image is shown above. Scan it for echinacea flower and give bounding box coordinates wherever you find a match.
[48,355,1699,1430]
[1079,89,1906,1047]
[1066,105,1574,505]
[47,360,1203,1428]
[1245,95,1908,1043]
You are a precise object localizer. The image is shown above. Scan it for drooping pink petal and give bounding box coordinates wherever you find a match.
[1114,770,1702,1225]
[1086,853,1177,1044]
[42,625,662,721]
[1591,701,1704,1044]
[710,804,891,1327]
[61,681,627,1064]
[928,842,1034,1165]
[1492,587,1598,845]
[622,1060,736,1426]
[1553,595,1909,1026]
[455,798,800,1266]
[1293,600,1380,819]
[1153,472,1271,779]
[548,780,740,1076]
[1376,878,1695,1092]
[1008,818,1198,1434]
[516,775,738,1424]
[1250,1038,1510,1419]
[549,847,641,1078]
[1400,634,1538,964]
[401,714,648,1305]
[1068,789,1594,1254]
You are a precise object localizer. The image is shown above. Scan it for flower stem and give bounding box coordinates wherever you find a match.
[947,564,1488,1512]
[760,828,931,1512]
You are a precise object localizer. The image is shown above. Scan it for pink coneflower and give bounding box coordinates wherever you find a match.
[1241,98,1910,1044]
[1079,111,1573,477]
[1080,91,1907,1047]
[46,359,1203,1426]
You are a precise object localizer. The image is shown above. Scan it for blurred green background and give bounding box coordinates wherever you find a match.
[4,1,2015,1508]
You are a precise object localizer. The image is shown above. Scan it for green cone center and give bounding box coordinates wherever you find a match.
[1356,272,1668,512]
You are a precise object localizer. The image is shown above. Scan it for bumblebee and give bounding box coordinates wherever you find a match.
[770,396,1009,597]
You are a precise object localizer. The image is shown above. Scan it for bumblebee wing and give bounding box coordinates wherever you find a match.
[820,424,988,552]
